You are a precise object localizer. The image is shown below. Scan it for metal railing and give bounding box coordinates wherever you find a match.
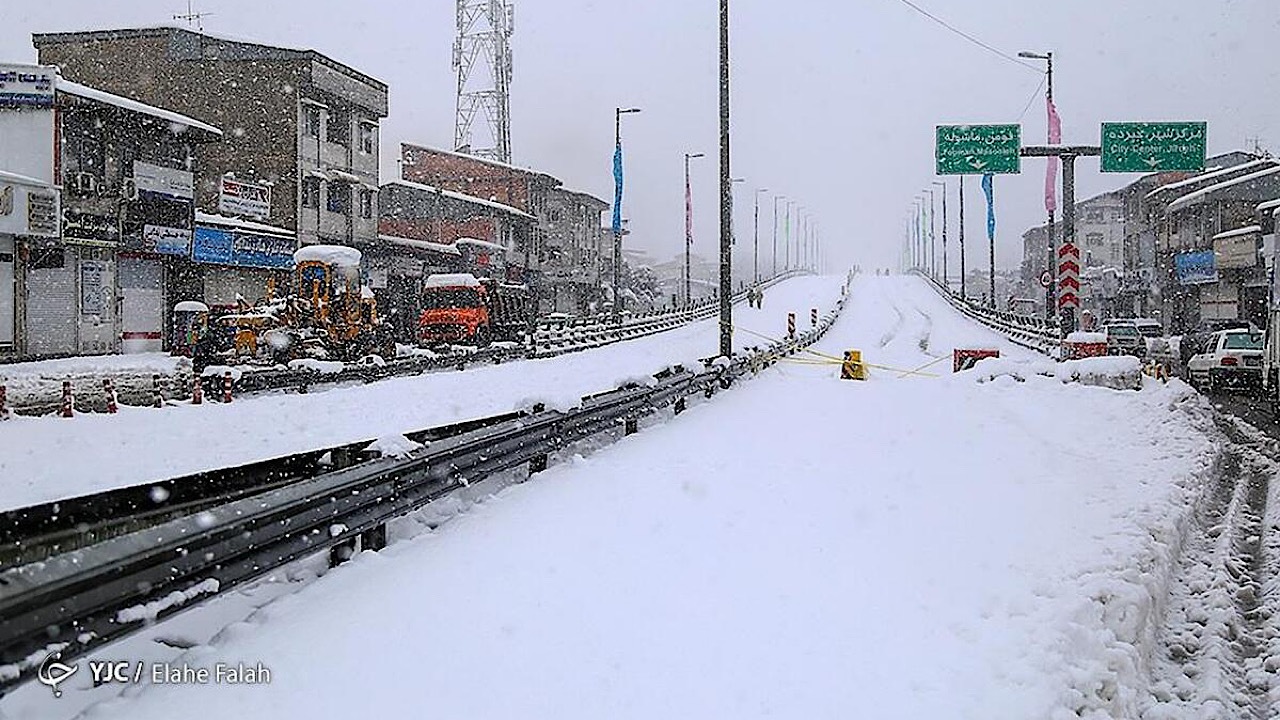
[0,282,845,693]
[916,272,1060,356]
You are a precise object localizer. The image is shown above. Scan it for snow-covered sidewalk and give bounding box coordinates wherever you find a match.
[0,275,844,511]
[21,275,1226,720]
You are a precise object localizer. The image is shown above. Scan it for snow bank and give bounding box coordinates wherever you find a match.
[287,359,345,375]
[1066,331,1108,343]
[367,434,424,458]
[958,355,1143,390]
[424,273,482,289]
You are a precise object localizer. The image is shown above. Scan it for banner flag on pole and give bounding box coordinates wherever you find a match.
[982,173,996,241]
[612,142,624,234]
[1044,97,1061,214]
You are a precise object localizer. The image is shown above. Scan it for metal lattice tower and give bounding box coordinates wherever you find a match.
[453,0,514,164]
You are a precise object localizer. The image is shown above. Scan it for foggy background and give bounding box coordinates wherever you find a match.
[4,0,1277,274]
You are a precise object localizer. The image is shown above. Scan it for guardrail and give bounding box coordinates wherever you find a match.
[0,281,845,693]
[916,272,1061,356]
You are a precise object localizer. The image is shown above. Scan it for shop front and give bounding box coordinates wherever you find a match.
[191,218,294,311]
[118,162,196,353]
[1,174,62,355]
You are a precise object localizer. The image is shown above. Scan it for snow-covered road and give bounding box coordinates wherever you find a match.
[3,275,1251,719]
[0,276,843,511]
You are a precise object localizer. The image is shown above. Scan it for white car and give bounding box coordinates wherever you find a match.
[1186,328,1264,391]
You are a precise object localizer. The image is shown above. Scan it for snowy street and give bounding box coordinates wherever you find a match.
[8,275,1271,720]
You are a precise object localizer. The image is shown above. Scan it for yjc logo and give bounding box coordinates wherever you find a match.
[36,651,78,698]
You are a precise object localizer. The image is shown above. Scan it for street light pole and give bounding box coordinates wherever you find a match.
[1019,49,1056,320]
[772,195,783,278]
[718,0,732,357]
[612,106,641,323]
[958,176,966,300]
[924,189,936,281]
[684,151,705,307]
[753,188,768,283]
[933,180,947,291]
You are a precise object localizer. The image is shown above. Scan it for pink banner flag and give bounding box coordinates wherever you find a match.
[1044,96,1061,214]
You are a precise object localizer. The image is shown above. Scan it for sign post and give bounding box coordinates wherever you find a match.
[1100,122,1206,173]
[935,124,1021,176]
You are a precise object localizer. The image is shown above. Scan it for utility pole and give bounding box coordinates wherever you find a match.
[753,188,768,282]
[1021,144,1098,335]
[612,106,641,323]
[718,0,733,357]
[925,189,936,281]
[684,151,704,306]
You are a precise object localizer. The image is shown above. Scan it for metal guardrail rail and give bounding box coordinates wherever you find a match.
[915,272,1061,355]
[0,284,845,693]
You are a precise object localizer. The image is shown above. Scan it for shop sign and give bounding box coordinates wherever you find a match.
[133,161,194,199]
[144,224,192,256]
[193,226,294,269]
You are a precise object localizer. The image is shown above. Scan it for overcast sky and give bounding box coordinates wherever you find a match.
[5,1,1279,275]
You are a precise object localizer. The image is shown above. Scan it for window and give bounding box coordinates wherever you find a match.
[327,109,349,146]
[359,189,374,219]
[359,123,375,154]
[302,177,322,208]
[327,184,351,215]
[303,106,322,138]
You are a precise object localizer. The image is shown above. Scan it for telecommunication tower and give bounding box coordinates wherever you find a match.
[453,0,514,164]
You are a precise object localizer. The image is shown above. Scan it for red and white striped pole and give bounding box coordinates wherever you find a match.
[810,308,818,327]
[222,371,233,403]
[0,384,9,421]
[103,378,118,414]
[787,312,796,340]
[152,374,164,408]
[60,380,74,418]
[191,373,203,405]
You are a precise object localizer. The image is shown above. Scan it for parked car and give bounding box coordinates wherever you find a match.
[1104,320,1147,358]
[1177,319,1254,377]
[1186,328,1264,391]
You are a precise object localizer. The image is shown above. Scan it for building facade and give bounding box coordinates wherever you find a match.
[0,64,220,356]
[33,27,388,310]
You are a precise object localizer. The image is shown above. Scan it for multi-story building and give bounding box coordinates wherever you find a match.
[0,63,221,356]
[398,142,608,313]
[33,27,388,306]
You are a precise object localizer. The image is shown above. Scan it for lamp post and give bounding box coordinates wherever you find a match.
[718,0,733,357]
[772,195,784,278]
[785,200,796,270]
[958,176,967,300]
[924,189,936,281]
[753,188,768,282]
[683,151,705,306]
[913,198,923,272]
[1019,49,1055,319]
[933,180,947,291]
[612,106,641,323]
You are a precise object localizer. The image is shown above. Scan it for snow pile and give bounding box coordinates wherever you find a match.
[959,355,1143,390]
[367,434,424,458]
[287,359,345,374]
[424,273,482,289]
[115,579,221,624]
[293,244,361,268]
[1066,331,1108,343]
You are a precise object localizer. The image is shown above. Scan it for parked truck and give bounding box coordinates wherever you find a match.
[418,273,531,347]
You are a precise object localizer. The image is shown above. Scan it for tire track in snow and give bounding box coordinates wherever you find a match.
[1142,417,1277,719]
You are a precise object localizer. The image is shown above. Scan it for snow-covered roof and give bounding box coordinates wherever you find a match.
[454,237,508,253]
[173,300,210,313]
[1255,198,1280,214]
[384,179,536,220]
[195,210,293,238]
[328,169,361,184]
[424,273,482,289]
[1166,165,1280,213]
[0,169,55,188]
[1145,159,1276,200]
[401,143,559,183]
[379,234,462,256]
[1211,224,1261,241]
[57,79,222,137]
[294,244,361,267]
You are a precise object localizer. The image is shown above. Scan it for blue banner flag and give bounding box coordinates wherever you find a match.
[981,173,995,240]
[611,142,624,234]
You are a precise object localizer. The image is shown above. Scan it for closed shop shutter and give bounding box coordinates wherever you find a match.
[25,245,77,355]
[203,268,271,308]
[0,235,13,347]
[119,256,164,354]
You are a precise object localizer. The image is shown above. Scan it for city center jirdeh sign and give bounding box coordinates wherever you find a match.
[935,124,1021,175]
[1101,122,1206,173]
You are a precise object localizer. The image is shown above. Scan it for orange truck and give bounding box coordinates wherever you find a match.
[418,273,531,346]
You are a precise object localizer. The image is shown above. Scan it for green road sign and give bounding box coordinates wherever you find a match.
[1101,122,1206,173]
[935,124,1021,175]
